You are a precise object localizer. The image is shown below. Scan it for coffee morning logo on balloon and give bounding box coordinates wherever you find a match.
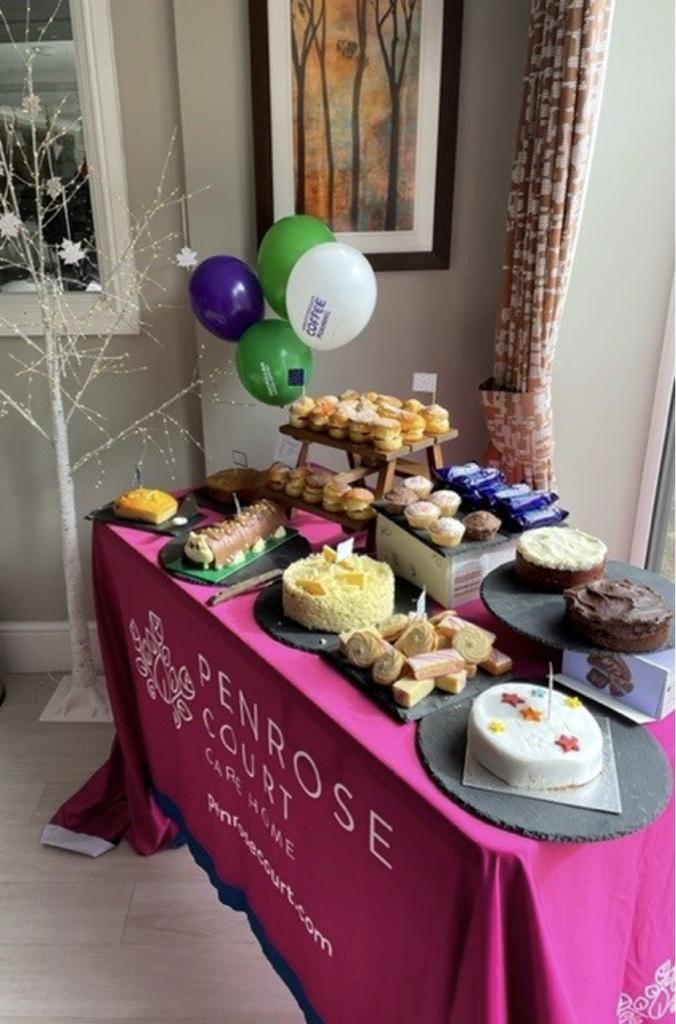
[235,319,314,407]
[257,215,335,320]
[189,255,264,342]
[286,242,377,351]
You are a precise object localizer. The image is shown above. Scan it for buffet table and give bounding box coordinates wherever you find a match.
[50,512,675,1024]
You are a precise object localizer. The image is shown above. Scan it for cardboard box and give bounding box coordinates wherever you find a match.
[557,648,675,723]
[375,512,515,608]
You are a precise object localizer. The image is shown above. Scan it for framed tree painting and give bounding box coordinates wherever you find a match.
[249,0,463,271]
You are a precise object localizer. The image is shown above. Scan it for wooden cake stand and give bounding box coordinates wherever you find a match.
[258,423,459,537]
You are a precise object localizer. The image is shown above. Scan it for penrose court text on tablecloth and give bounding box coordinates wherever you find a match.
[197,652,395,871]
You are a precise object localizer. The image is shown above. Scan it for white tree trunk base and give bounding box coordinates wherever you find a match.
[39,674,112,723]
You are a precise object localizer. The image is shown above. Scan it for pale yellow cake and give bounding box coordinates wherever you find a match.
[282,548,395,633]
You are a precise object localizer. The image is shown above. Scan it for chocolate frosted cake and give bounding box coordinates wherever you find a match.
[564,577,672,653]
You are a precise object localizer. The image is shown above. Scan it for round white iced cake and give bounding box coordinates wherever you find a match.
[468,683,603,790]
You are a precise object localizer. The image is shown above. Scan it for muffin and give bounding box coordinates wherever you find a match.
[430,489,462,517]
[463,510,502,541]
[429,516,465,548]
[564,577,673,653]
[285,466,308,498]
[323,476,351,512]
[405,475,434,499]
[404,501,441,530]
[423,403,451,435]
[289,395,315,428]
[303,470,332,504]
[516,527,607,592]
[382,486,419,516]
[328,409,350,439]
[265,462,291,492]
[372,417,402,453]
[344,487,376,521]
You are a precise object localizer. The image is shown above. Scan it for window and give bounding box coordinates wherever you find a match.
[0,0,137,334]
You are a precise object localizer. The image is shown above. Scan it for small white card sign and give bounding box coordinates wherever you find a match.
[412,372,438,395]
[416,586,427,617]
[336,537,355,562]
[232,449,248,467]
[273,434,303,468]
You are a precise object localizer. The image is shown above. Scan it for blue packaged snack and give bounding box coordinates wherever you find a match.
[455,468,504,493]
[501,490,559,513]
[490,484,531,501]
[511,505,569,529]
[437,462,481,485]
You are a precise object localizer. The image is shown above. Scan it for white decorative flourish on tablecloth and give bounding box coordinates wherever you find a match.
[617,961,675,1023]
[129,611,195,729]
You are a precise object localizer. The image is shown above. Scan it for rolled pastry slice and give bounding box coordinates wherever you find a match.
[451,625,495,665]
[372,645,406,686]
[394,618,437,658]
[377,613,411,641]
[342,627,387,668]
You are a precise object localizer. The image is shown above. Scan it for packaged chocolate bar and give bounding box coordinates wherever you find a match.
[437,462,482,485]
[501,490,559,513]
[510,505,569,529]
[490,484,531,502]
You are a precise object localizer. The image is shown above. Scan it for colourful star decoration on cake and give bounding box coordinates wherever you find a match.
[520,705,545,722]
[488,719,507,733]
[501,691,525,707]
[556,734,580,753]
[565,696,583,709]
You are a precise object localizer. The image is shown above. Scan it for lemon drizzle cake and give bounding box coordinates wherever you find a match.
[282,547,395,633]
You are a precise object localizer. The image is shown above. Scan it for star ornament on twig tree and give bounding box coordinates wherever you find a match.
[22,93,42,118]
[0,211,22,239]
[57,238,87,266]
[174,246,199,270]
[45,176,63,200]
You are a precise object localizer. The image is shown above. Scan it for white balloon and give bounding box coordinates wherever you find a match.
[285,242,377,350]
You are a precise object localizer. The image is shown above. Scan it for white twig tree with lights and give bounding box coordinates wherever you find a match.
[0,24,222,720]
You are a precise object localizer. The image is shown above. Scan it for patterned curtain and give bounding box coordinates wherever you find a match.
[480,0,614,490]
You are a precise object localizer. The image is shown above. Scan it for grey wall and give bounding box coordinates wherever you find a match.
[175,0,531,473]
[0,0,203,621]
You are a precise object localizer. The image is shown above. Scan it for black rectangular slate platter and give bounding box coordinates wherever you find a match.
[321,648,506,723]
[85,493,206,537]
[375,504,514,559]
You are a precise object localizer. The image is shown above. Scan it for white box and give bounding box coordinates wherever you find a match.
[557,648,675,723]
[375,513,515,608]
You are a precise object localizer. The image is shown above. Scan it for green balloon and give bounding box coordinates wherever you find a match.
[236,320,314,407]
[258,215,335,318]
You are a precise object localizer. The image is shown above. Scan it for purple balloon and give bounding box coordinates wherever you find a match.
[189,255,264,341]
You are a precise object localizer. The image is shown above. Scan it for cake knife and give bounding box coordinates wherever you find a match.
[207,567,283,607]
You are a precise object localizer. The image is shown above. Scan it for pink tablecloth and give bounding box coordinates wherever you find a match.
[51,514,675,1024]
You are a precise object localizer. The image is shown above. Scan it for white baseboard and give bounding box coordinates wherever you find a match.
[0,621,102,674]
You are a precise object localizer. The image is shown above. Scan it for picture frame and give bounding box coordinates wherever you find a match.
[249,0,464,271]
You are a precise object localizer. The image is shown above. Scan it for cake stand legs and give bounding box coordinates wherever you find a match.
[426,442,444,477]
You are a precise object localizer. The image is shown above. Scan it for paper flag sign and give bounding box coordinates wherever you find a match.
[273,434,303,468]
[416,586,427,617]
[336,537,355,562]
[287,368,306,386]
[232,449,248,467]
[412,372,438,394]
[133,463,143,488]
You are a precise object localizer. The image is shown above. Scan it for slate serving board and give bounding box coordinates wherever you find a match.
[160,530,311,588]
[375,504,513,559]
[253,577,422,654]
[417,687,673,842]
[321,651,507,723]
[481,559,675,653]
[86,493,206,537]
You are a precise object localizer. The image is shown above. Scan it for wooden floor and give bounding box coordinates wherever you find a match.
[0,675,303,1023]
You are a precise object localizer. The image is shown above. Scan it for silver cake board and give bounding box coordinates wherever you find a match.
[417,687,672,842]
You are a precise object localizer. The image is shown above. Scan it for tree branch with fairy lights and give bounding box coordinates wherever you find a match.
[0,11,242,720]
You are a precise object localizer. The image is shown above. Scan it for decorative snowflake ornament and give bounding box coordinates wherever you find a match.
[57,238,87,265]
[0,211,21,239]
[22,93,42,118]
[174,246,199,270]
[45,176,63,200]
